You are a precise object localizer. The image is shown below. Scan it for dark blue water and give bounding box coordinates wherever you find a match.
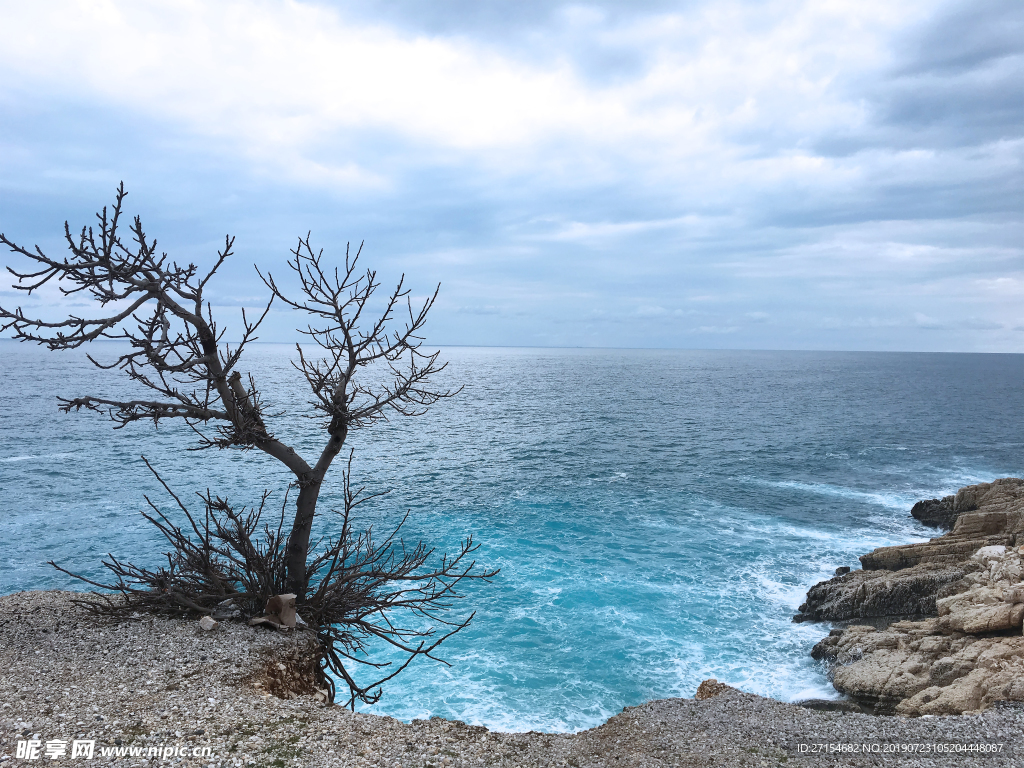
[1,342,1021,731]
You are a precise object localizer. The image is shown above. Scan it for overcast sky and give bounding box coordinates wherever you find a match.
[1,0,1021,351]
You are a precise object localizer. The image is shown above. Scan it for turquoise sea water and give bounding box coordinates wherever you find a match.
[1,342,1021,731]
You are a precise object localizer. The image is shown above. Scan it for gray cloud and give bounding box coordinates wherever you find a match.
[817,0,1024,155]
[320,0,688,41]
[897,0,1024,76]
[0,0,1020,352]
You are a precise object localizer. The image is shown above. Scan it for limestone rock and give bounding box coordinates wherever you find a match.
[938,600,1024,634]
[794,561,975,622]
[803,479,1024,716]
[820,621,1024,716]
[859,478,1024,572]
[797,478,1024,623]
[911,495,957,530]
[795,698,866,713]
[859,531,1014,572]
[198,615,220,631]
[936,547,1024,633]
[811,528,1024,714]
[693,679,739,700]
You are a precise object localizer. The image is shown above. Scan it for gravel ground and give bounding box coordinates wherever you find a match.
[2,592,1021,767]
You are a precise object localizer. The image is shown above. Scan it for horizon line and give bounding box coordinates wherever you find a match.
[1,337,1021,356]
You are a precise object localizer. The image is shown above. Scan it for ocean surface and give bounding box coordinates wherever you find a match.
[1,342,1021,732]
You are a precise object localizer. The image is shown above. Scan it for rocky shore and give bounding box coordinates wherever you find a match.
[796,478,1024,718]
[4,483,1024,767]
[3,592,1023,766]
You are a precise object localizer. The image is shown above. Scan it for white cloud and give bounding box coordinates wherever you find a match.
[635,305,667,317]
[0,0,935,186]
[0,0,1020,351]
[914,312,945,329]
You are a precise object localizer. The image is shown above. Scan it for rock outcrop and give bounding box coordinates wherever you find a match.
[860,478,1024,571]
[813,618,1024,716]
[19,594,1024,768]
[794,561,976,622]
[936,545,1024,634]
[693,678,740,700]
[911,496,956,530]
[801,478,1024,716]
[796,478,1024,623]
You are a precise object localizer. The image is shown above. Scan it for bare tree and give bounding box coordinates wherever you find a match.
[0,184,496,706]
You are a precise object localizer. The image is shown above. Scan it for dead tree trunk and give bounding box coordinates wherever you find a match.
[0,184,459,601]
[3,185,496,707]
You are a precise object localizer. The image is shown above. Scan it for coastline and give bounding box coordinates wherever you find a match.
[3,481,1023,766]
[3,591,1022,767]
[794,478,1024,717]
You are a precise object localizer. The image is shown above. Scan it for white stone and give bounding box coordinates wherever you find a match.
[972,545,1007,563]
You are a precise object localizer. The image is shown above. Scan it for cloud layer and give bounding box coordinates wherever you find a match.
[0,0,1021,350]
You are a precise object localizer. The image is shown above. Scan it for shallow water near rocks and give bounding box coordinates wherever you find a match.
[1,342,1021,732]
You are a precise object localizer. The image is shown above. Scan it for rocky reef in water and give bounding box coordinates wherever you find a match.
[795,477,1024,716]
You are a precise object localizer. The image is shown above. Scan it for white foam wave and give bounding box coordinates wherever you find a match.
[763,479,915,510]
[750,574,815,611]
[785,684,842,703]
[928,470,998,496]
[856,445,910,454]
[0,452,76,463]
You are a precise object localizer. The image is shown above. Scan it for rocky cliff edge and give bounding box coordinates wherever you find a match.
[797,478,1024,716]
